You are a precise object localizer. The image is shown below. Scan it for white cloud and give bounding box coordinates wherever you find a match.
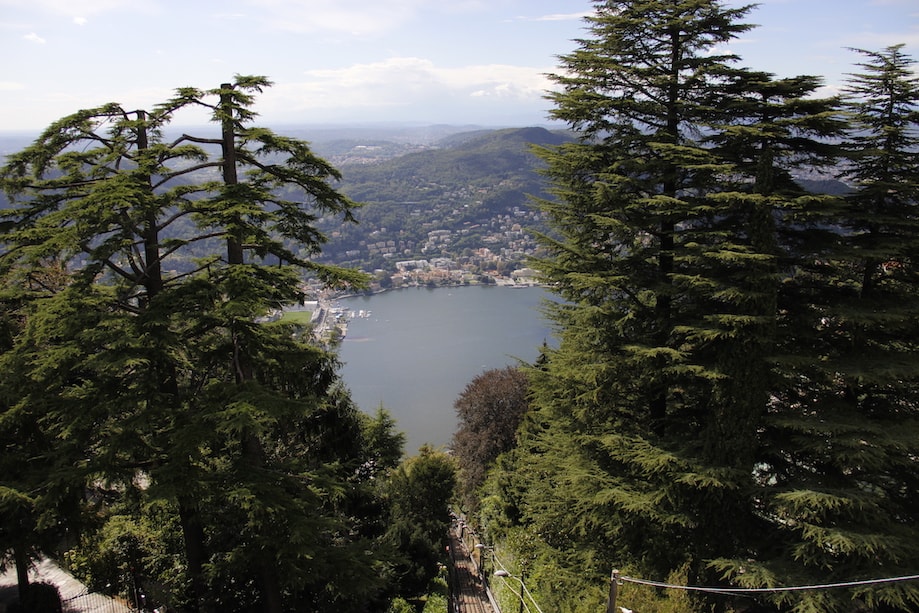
[847,30,919,49]
[1,0,129,15]
[0,81,26,91]
[440,63,551,97]
[73,16,88,25]
[524,11,592,22]
[304,57,548,100]
[470,83,525,98]
[251,56,553,122]
[243,0,427,36]
[23,32,46,43]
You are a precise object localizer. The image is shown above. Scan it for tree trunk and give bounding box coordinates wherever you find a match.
[179,502,210,613]
[259,567,283,613]
[219,83,283,613]
[136,115,210,612]
[14,544,30,601]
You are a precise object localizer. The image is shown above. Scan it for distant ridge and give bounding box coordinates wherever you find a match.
[437,126,571,149]
[339,128,570,199]
[338,126,574,191]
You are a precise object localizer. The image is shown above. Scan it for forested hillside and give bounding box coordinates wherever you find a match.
[312,124,850,282]
[0,124,849,283]
[316,126,572,275]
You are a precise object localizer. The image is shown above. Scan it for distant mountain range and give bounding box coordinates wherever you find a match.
[339,126,570,203]
[0,125,852,279]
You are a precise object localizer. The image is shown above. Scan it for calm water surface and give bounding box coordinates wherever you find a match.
[337,285,554,453]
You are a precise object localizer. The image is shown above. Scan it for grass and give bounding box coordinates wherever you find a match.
[278,310,314,325]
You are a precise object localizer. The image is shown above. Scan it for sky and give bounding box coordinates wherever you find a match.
[0,0,917,133]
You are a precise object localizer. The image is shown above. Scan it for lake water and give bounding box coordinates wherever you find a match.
[336,285,554,454]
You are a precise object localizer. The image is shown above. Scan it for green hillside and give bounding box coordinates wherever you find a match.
[315,126,573,273]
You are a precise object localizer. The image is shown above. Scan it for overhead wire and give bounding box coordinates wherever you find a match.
[618,573,919,596]
[461,518,919,607]
[488,547,545,613]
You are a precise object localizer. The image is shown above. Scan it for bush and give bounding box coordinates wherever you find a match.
[388,597,416,613]
[9,581,63,613]
[422,592,448,612]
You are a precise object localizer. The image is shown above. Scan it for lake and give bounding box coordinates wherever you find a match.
[336,285,554,454]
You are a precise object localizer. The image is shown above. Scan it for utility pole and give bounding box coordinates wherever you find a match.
[518,569,526,613]
[606,570,620,613]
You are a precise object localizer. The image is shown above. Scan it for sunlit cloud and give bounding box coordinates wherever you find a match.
[301,57,549,101]
[442,64,552,98]
[23,32,46,43]
[0,81,26,91]
[74,16,88,25]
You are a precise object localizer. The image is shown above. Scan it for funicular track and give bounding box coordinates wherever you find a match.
[448,521,496,613]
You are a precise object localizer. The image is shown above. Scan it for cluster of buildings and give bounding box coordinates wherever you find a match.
[326,202,546,286]
[387,257,539,288]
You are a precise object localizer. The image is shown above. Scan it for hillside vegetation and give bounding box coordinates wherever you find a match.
[315,126,572,275]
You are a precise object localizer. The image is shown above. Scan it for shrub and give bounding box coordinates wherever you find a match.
[9,582,63,613]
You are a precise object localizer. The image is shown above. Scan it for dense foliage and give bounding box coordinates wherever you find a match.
[382,446,457,601]
[451,367,530,511]
[477,2,919,613]
[0,78,454,613]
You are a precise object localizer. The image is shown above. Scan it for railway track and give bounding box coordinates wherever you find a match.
[448,526,496,613]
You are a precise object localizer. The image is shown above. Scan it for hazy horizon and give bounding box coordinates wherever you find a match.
[1,1,916,132]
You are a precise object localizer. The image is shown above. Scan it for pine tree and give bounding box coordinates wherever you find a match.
[384,446,457,599]
[0,104,214,605]
[500,3,919,612]
[0,77,378,612]
[167,78,367,612]
[523,0,763,586]
[0,269,74,603]
[360,405,407,478]
[711,46,919,613]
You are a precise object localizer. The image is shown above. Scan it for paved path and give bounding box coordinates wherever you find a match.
[449,525,497,613]
[0,558,133,613]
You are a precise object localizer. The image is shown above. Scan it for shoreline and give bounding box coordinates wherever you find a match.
[332,279,546,302]
[315,282,548,343]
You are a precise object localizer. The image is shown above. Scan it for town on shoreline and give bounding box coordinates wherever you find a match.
[296,267,545,344]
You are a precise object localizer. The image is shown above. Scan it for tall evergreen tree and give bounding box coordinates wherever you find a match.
[0,103,212,606]
[840,45,919,293]
[0,77,379,612]
[166,78,366,613]
[497,3,919,613]
[383,446,456,599]
[0,267,75,604]
[522,0,762,589]
[711,46,919,613]
[535,0,754,424]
